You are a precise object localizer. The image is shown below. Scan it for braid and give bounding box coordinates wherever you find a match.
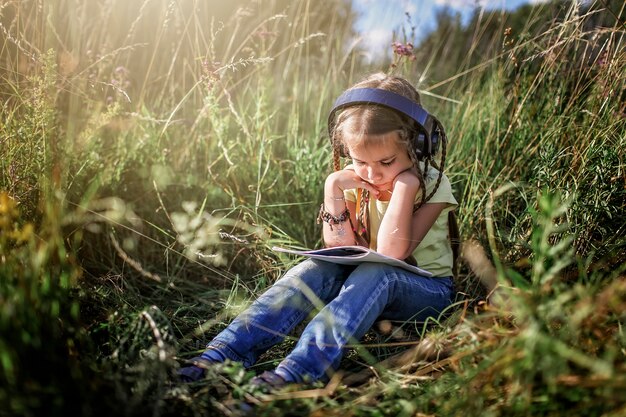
[357,189,370,242]
[422,120,447,204]
[331,138,342,172]
[437,121,447,174]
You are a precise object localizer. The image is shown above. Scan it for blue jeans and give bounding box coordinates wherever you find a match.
[203,259,454,382]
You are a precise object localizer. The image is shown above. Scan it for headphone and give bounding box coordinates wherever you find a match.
[327,88,441,159]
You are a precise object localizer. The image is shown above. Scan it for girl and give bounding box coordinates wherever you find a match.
[178,73,458,387]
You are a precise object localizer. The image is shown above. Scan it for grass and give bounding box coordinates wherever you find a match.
[1,0,625,416]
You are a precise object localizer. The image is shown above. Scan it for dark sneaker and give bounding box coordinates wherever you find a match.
[177,356,216,382]
[249,370,288,391]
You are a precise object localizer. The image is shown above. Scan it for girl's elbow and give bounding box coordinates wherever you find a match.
[377,243,412,260]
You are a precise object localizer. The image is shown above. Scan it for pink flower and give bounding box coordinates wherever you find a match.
[392,41,414,57]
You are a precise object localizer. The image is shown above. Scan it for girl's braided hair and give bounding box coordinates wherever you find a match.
[330,72,449,246]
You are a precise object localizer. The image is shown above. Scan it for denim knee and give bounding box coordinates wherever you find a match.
[347,263,453,321]
[275,259,348,308]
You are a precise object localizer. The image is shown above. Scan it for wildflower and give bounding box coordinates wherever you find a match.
[392,41,414,57]
[114,66,128,76]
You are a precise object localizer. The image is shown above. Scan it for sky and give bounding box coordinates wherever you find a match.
[353,0,548,61]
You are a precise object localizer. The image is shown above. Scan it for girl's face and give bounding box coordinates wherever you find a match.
[345,132,413,193]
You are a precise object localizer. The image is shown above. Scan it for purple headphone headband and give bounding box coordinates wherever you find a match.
[328,88,431,128]
[328,87,440,158]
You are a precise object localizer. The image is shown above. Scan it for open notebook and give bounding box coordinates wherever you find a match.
[272,245,432,277]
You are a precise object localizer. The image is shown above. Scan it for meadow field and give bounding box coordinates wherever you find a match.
[1,0,625,416]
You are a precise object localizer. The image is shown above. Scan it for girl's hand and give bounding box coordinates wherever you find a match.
[392,167,421,192]
[324,166,380,197]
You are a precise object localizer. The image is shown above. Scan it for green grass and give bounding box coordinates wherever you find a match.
[1,0,625,416]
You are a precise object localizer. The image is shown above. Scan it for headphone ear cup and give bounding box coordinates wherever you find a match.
[414,131,426,159]
[414,126,441,159]
[431,128,440,156]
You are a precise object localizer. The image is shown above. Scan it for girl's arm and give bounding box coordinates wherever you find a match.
[322,169,377,247]
[376,171,446,259]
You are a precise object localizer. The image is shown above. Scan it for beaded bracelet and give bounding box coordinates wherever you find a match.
[316,204,350,231]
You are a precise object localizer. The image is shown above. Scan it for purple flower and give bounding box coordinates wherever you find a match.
[114,66,128,75]
[392,42,415,59]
